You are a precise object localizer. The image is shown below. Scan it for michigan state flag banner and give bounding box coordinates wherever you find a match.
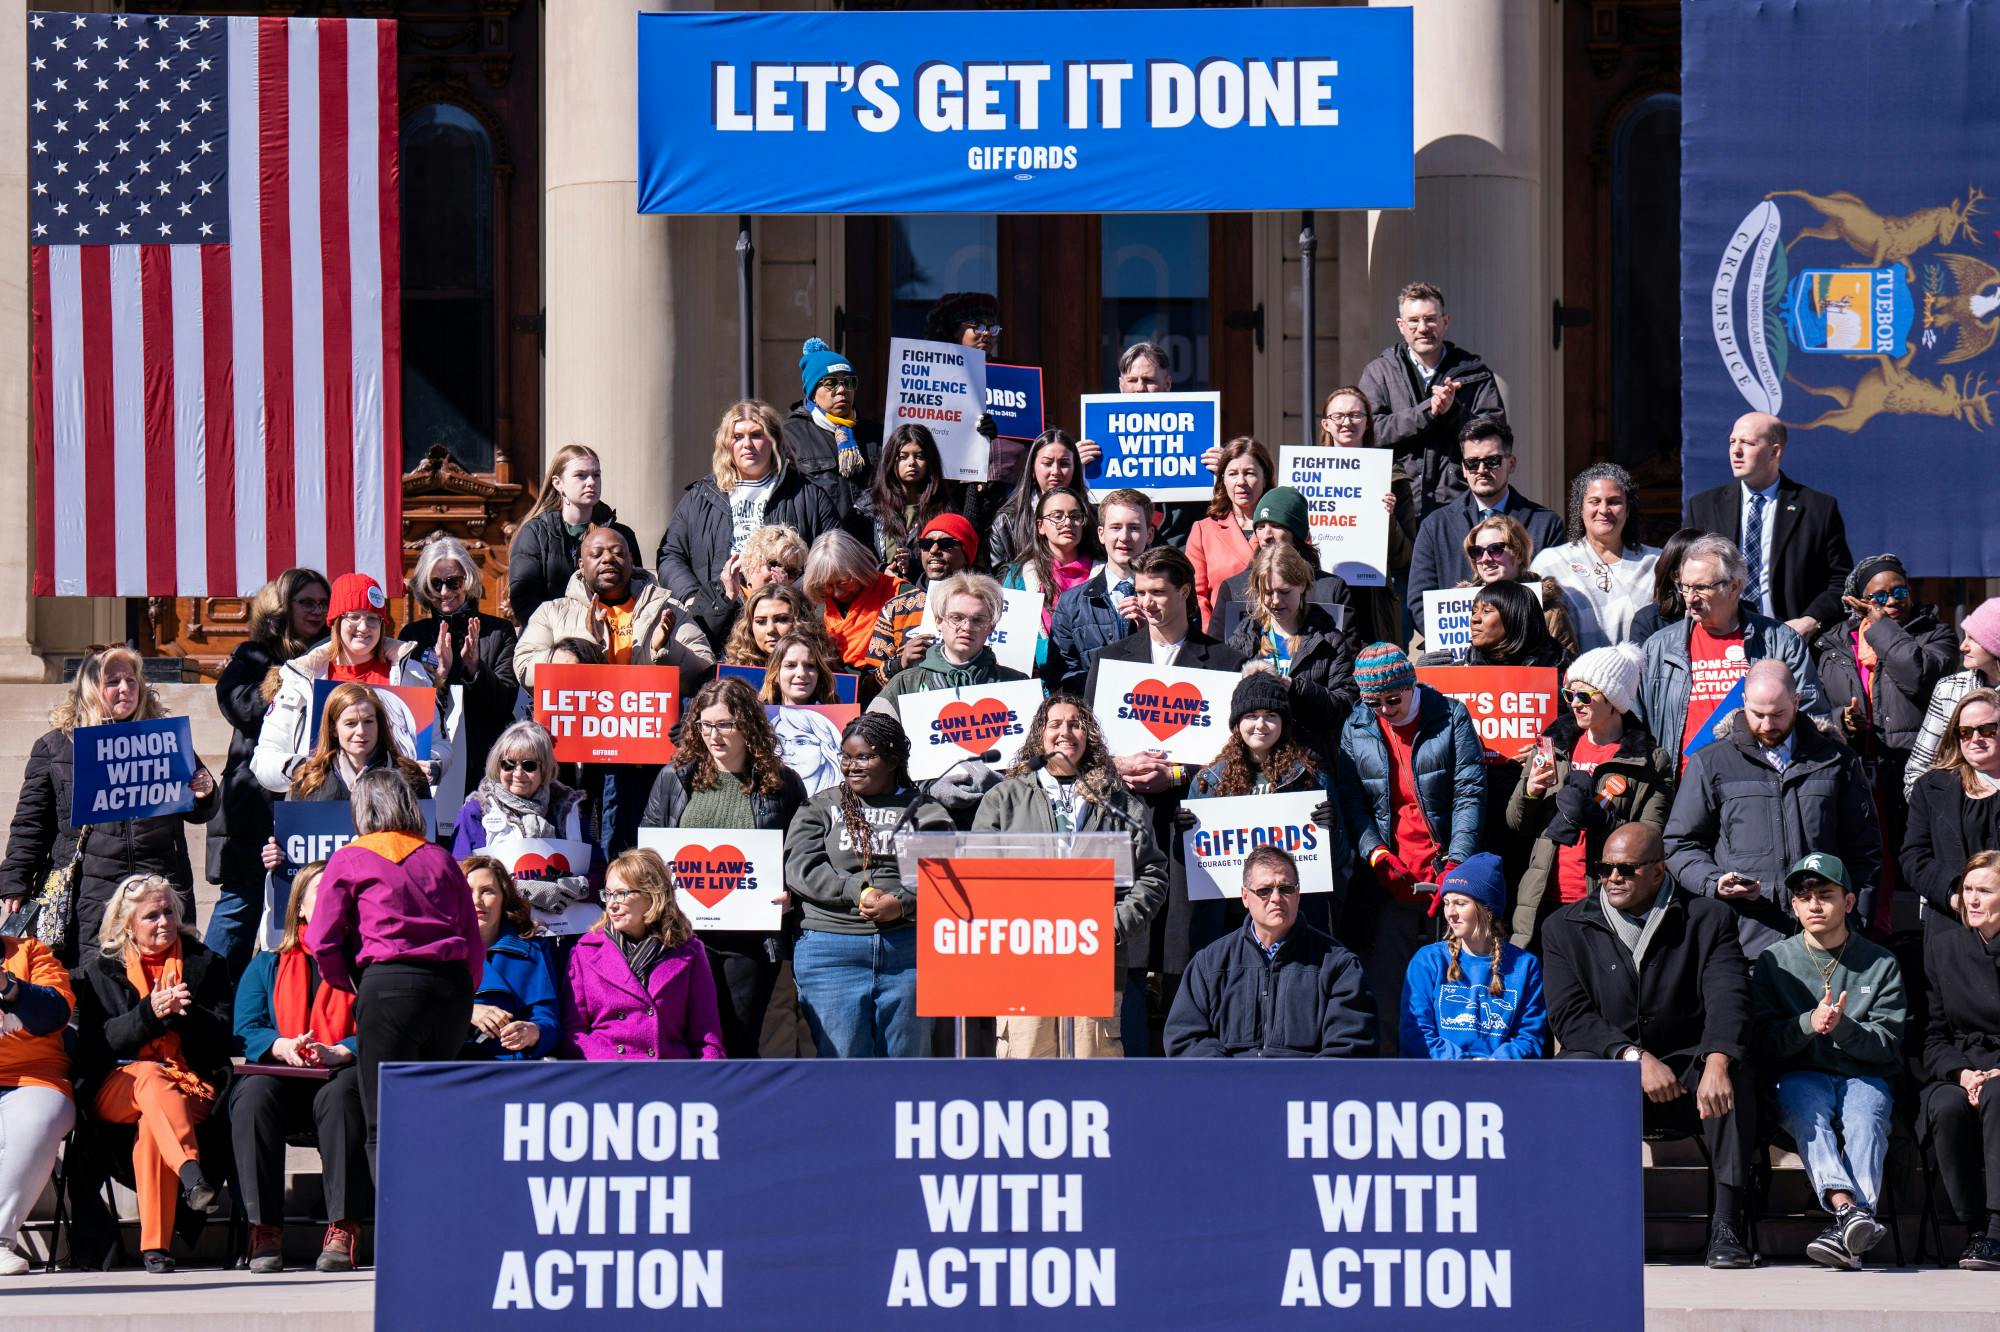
[1682,0,2000,575]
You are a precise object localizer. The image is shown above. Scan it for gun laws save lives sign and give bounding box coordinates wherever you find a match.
[1091,658,1238,765]
[637,828,784,933]
[895,679,1043,780]
[887,337,990,482]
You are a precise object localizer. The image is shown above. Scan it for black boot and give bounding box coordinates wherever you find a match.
[1705,1218,1753,1269]
[177,1160,221,1215]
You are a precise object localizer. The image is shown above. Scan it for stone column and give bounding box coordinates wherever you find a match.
[1348,0,1564,509]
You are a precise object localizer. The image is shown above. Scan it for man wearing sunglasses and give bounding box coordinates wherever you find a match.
[1541,822,1758,1270]
[1662,659,1880,959]
[1163,846,1376,1058]
[867,513,978,687]
[1405,419,1565,635]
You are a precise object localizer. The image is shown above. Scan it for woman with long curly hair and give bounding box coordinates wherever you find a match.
[972,695,1170,1058]
[785,714,952,1057]
[0,647,218,966]
[640,678,806,1058]
[722,584,833,668]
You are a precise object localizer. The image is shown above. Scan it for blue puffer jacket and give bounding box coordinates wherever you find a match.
[1334,686,1486,874]
[465,931,562,1061]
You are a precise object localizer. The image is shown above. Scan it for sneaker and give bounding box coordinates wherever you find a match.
[1960,1235,2000,1271]
[142,1249,176,1275]
[1705,1220,1754,1269]
[0,1246,30,1276]
[248,1224,284,1274]
[1806,1223,1858,1270]
[1836,1203,1886,1258]
[177,1161,221,1215]
[316,1219,358,1273]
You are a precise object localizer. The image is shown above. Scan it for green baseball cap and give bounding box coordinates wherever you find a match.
[1785,852,1852,893]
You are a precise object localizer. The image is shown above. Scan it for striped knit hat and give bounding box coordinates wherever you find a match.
[1354,643,1415,697]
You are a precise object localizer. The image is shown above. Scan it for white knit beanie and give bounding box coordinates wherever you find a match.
[1568,643,1644,716]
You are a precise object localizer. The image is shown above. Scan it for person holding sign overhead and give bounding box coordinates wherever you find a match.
[1531,463,1661,653]
[560,848,726,1063]
[785,713,953,1058]
[1077,342,1222,550]
[1186,436,1273,628]
[640,678,806,1059]
[1,647,217,967]
[1333,645,1485,1056]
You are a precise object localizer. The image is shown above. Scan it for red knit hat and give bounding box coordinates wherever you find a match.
[327,572,387,623]
[919,513,979,566]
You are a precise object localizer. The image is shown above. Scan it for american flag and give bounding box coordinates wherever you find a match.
[29,12,401,598]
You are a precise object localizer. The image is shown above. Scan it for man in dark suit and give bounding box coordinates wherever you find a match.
[1685,411,1853,641]
[1083,545,1246,1055]
[1405,419,1566,635]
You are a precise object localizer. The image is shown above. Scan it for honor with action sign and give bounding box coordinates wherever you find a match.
[637,828,785,933]
[1277,444,1393,586]
[895,679,1042,781]
[532,664,681,765]
[485,836,600,936]
[1416,666,1562,762]
[1091,657,1238,765]
[1079,391,1220,503]
[887,337,989,482]
[70,717,201,825]
[1181,791,1336,901]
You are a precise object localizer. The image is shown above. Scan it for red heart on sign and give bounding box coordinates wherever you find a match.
[512,852,572,881]
[672,844,750,911]
[1127,679,1207,742]
[936,698,1013,755]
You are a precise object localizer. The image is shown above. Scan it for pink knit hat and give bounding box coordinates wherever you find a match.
[1963,597,2000,660]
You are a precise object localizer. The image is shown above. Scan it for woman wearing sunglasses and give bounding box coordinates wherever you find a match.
[1531,462,1660,653]
[1904,690,2000,937]
[1906,598,2000,800]
[1507,645,1674,951]
[1437,514,1579,660]
[400,534,520,780]
[449,721,601,915]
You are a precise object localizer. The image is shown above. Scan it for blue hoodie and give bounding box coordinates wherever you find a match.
[1400,940,1547,1060]
[465,931,562,1061]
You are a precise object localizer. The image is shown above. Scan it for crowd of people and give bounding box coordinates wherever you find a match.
[1,282,1998,1280]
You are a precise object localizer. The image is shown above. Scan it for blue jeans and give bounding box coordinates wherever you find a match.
[203,880,260,980]
[1774,1070,1893,1213]
[792,928,928,1058]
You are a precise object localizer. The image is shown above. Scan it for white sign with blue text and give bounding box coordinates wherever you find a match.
[887,337,989,483]
[1278,445,1393,586]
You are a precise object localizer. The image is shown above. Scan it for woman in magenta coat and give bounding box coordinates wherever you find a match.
[560,849,725,1060]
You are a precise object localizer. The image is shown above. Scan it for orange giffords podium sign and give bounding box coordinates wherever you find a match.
[916,857,1117,1019]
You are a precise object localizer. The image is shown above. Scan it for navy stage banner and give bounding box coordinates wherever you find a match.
[635,8,1413,216]
[377,1060,1640,1328]
[1682,0,2000,574]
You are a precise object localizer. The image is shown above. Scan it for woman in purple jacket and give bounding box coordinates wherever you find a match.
[560,849,726,1061]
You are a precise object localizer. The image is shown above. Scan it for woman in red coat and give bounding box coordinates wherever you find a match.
[1186,436,1273,628]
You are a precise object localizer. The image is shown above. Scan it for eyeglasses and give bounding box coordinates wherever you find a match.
[1244,882,1301,900]
[1042,511,1087,527]
[1864,586,1912,606]
[1322,411,1367,425]
[816,374,857,391]
[1959,722,2000,743]
[1565,687,1603,708]
[1461,456,1508,473]
[941,612,994,630]
[963,323,1003,337]
[293,596,329,612]
[915,537,963,554]
[1399,315,1443,328]
[1591,858,1662,879]
[839,751,882,769]
[498,758,541,775]
[1469,541,1511,561]
[604,889,646,904]
[431,574,466,593]
[696,720,739,736]
[1676,580,1730,598]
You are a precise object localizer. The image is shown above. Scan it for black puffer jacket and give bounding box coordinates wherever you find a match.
[1224,603,1358,750]
[0,727,217,966]
[1811,606,1957,779]
[655,469,839,603]
[69,936,234,1100]
[507,503,643,629]
[782,403,880,545]
[211,637,285,888]
[398,605,522,779]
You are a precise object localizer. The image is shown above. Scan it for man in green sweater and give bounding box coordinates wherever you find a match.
[1751,852,1908,1270]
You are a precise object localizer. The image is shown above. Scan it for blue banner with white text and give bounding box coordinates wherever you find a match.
[1682,0,2000,574]
[1080,391,1220,503]
[376,1059,1640,1329]
[636,8,1413,215]
[70,718,197,827]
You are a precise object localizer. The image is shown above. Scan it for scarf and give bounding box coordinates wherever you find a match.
[477,777,561,840]
[918,642,999,691]
[272,947,358,1046]
[1852,625,1879,705]
[615,929,666,984]
[811,404,863,477]
[1037,557,1094,632]
[123,943,215,1101]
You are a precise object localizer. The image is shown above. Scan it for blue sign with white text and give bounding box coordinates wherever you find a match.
[268,799,437,924]
[376,1059,1640,1329]
[1080,390,1220,503]
[70,718,198,827]
[984,363,1045,441]
[636,8,1414,215]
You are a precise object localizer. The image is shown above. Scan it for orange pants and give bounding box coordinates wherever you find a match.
[91,1062,214,1252]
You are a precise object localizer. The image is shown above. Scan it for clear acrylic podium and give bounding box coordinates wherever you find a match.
[899,831,1133,1058]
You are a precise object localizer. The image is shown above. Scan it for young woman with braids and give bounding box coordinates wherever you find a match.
[639,678,806,1059]
[1398,853,1547,1060]
[784,713,953,1057]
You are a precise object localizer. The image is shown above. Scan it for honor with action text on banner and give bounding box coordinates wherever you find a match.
[534,665,681,765]
[70,717,200,825]
[895,680,1043,780]
[1079,391,1219,503]
[1091,658,1238,765]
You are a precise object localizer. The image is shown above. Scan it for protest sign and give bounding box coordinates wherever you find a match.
[485,836,601,936]
[886,337,989,482]
[70,718,199,826]
[428,687,467,839]
[1180,791,1336,901]
[916,856,1117,1019]
[718,663,859,705]
[309,680,437,759]
[1422,585,1540,657]
[1079,391,1220,503]
[1277,445,1393,585]
[1091,657,1237,764]
[1416,666,1562,762]
[895,679,1042,780]
[532,664,680,765]
[1684,677,1747,759]
[636,828,785,933]
[983,363,1045,440]
[914,587,1042,678]
[268,799,438,932]
[634,7,1416,215]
